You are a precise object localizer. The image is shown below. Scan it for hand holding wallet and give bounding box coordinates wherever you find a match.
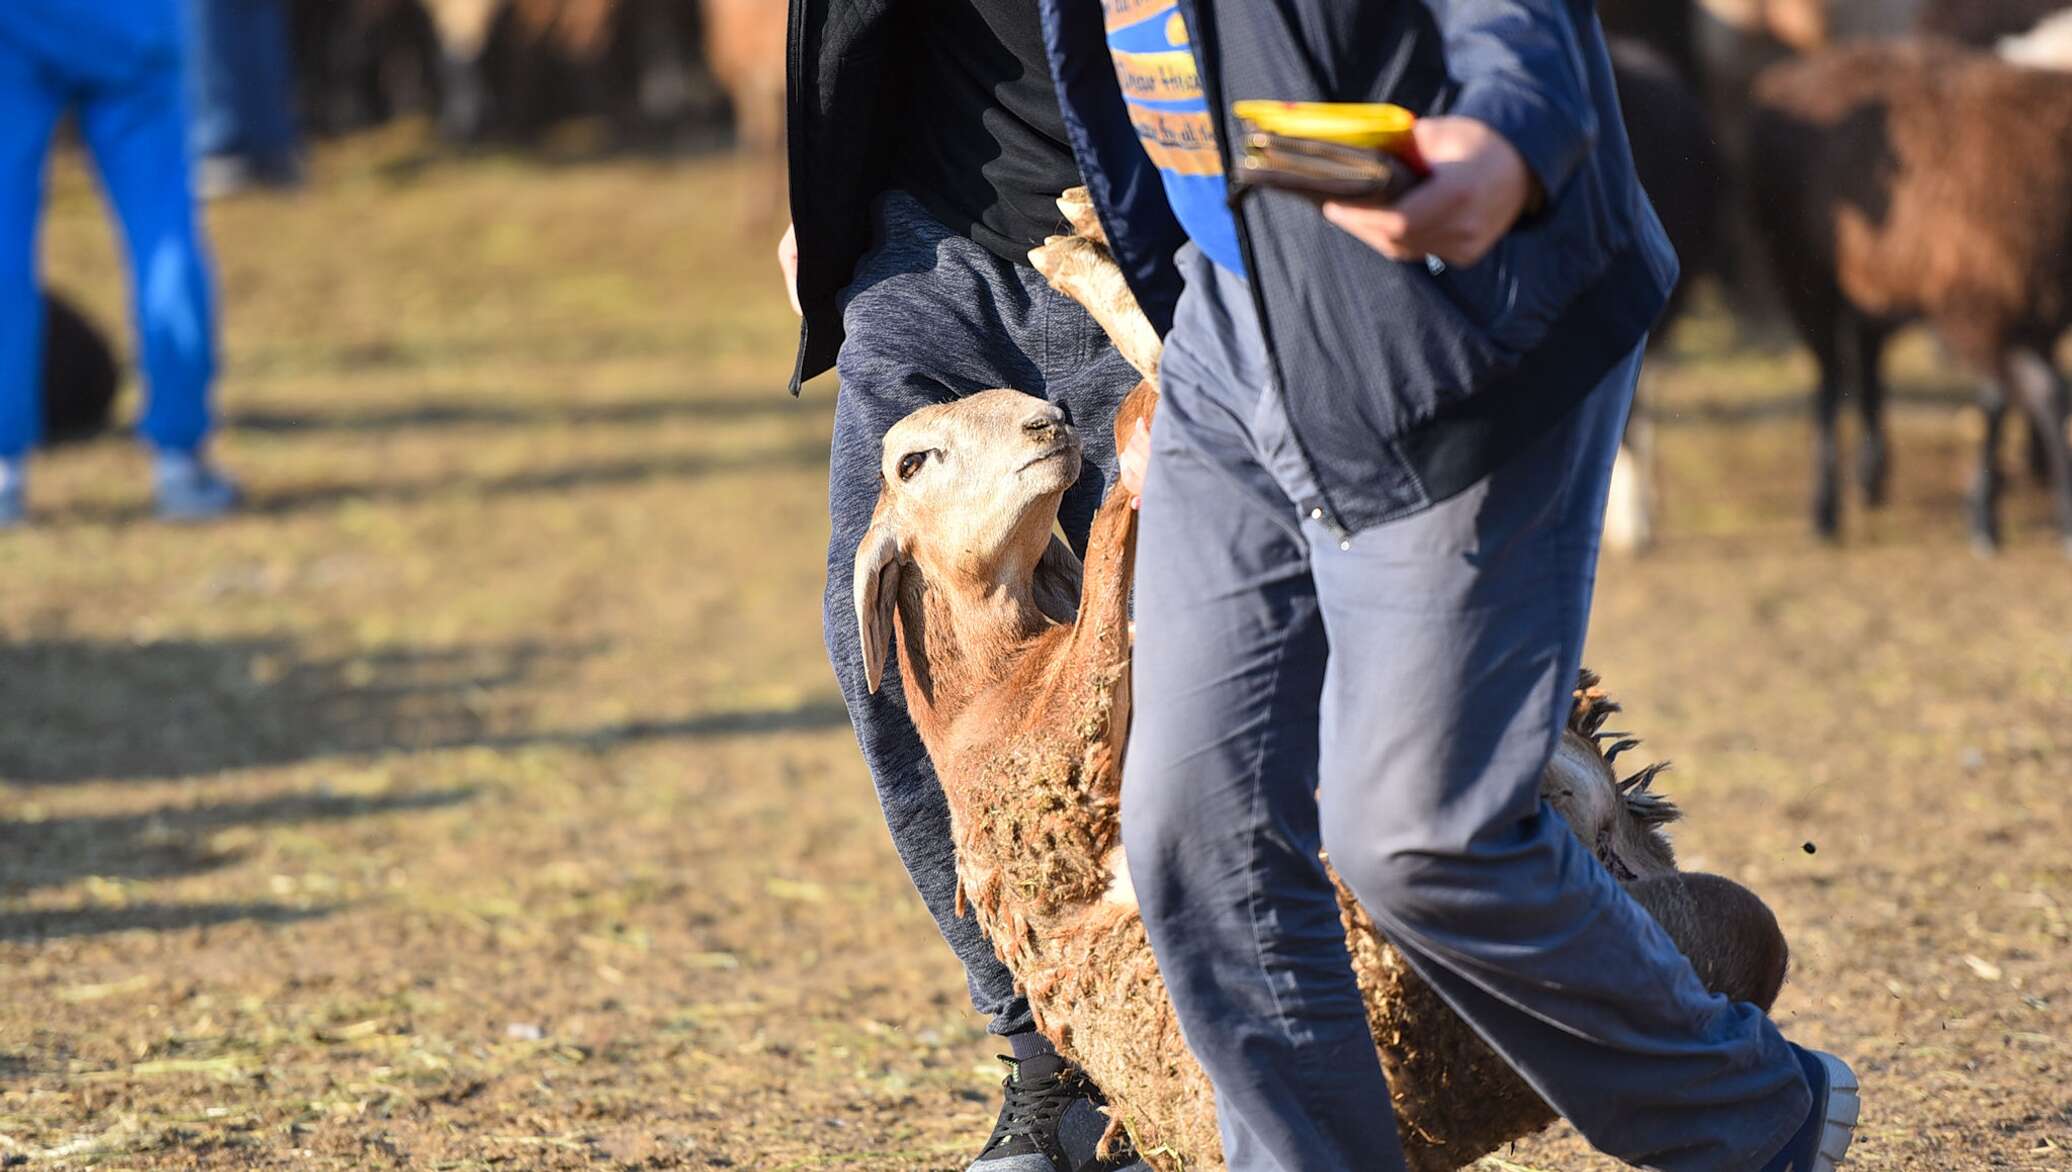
[1226,101,1429,208]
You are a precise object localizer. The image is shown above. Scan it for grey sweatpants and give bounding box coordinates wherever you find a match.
[1122,247,1811,1171]
[822,191,1142,1037]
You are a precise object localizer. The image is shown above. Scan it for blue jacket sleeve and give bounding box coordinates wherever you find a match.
[1418,0,1598,197]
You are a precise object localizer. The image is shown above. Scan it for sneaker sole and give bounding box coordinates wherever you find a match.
[1811,1050,1860,1170]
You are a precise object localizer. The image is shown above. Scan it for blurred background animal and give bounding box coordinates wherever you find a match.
[1599,34,1725,552]
[1747,37,2072,552]
[38,291,121,448]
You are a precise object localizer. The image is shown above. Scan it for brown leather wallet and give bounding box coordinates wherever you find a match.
[1227,130,1424,208]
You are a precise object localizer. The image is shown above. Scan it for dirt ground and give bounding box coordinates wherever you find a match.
[2,132,2068,1170]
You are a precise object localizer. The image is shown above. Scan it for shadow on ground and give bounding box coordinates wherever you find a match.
[46,440,832,524]
[0,901,336,943]
[1650,382,1972,425]
[0,637,851,785]
[0,787,477,897]
[228,394,827,435]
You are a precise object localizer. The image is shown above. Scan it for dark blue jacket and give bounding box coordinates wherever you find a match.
[788,0,1676,535]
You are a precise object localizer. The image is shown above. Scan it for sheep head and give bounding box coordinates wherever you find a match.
[853,390,1086,694]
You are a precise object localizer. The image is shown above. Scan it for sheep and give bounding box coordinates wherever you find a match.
[40,291,120,448]
[1600,0,1704,86]
[848,198,1794,1170]
[292,0,443,135]
[1747,39,2072,552]
[695,0,786,217]
[297,0,726,144]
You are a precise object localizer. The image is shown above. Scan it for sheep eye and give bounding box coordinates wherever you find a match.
[897,451,927,481]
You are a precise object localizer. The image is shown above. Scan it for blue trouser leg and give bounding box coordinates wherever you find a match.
[185,0,298,164]
[0,45,66,459]
[183,0,235,159]
[78,64,218,454]
[1124,250,1810,1171]
[822,192,1141,1036]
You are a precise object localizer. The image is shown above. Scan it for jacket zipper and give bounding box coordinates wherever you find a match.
[1176,0,1357,547]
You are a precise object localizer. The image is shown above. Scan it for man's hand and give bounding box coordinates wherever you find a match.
[1120,418,1150,510]
[777,221,802,316]
[1320,115,1537,268]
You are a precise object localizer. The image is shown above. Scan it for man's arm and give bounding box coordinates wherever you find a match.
[1422,0,1598,202]
[1318,0,1596,267]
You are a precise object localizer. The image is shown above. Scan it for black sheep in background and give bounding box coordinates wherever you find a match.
[40,291,121,447]
[1599,0,1703,89]
[1612,34,1724,339]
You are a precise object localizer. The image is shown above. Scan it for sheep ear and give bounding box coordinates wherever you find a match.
[1033,533,1084,623]
[852,517,905,694]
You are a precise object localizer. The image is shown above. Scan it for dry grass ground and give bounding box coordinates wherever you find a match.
[2,130,2068,1169]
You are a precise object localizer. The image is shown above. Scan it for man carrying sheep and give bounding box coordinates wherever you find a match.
[780,3,1153,1169]
[1079,2,1862,1171]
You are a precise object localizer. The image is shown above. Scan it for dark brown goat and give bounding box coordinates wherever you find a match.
[1748,39,2072,552]
[1600,0,1704,86]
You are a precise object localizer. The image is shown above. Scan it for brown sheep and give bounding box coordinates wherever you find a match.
[848,202,1794,1170]
[1748,39,2072,552]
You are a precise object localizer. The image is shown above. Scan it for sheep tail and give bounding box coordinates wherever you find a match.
[1570,669,1681,827]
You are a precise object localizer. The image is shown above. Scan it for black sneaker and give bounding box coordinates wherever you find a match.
[969,1052,1142,1172]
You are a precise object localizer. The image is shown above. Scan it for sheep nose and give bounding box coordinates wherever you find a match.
[1023,406,1065,437]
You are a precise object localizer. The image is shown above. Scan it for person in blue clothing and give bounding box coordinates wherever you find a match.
[0,0,239,528]
[184,0,304,198]
[1093,2,1862,1171]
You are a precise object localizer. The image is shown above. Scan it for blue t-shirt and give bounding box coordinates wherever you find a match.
[1104,0,1246,276]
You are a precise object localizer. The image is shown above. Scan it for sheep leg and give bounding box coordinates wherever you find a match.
[1028,234,1162,385]
[1969,378,2008,556]
[438,47,491,141]
[1068,487,1139,666]
[2003,347,2072,555]
[1853,324,1890,508]
[2024,417,2052,487]
[1809,328,1848,542]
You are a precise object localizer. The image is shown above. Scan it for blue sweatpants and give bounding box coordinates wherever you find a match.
[184,0,299,166]
[0,21,218,458]
[1122,246,1811,1171]
[823,192,1144,1037]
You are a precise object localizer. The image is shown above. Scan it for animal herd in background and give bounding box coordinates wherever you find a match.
[1600,0,2072,553]
[287,0,783,159]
